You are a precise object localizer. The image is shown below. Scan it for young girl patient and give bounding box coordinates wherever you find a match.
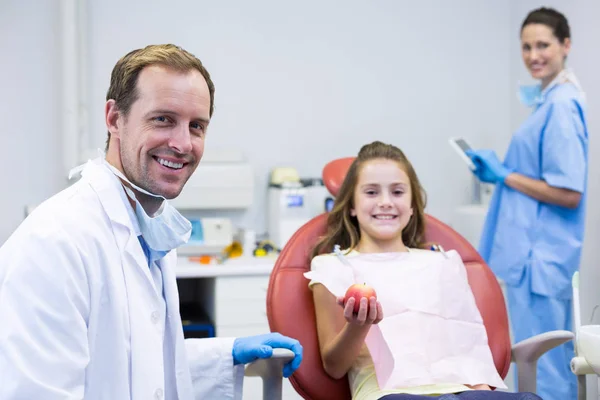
[305,141,541,400]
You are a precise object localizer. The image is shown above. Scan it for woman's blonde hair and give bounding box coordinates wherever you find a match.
[310,141,427,259]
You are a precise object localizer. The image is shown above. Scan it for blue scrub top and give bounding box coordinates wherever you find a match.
[479,82,588,300]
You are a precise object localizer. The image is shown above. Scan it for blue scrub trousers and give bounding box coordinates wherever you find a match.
[505,268,577,400]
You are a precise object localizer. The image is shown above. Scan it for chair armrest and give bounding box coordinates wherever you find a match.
[244,349,295,400]
[511,330,574,393]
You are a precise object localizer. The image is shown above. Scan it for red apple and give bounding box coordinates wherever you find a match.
[344,283,377,313]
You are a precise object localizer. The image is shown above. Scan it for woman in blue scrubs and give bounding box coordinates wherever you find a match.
[466,8,588,400]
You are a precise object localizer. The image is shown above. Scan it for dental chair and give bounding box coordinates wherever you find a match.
[258,157,574,400]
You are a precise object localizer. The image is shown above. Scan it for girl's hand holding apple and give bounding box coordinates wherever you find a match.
[336,284,383,326]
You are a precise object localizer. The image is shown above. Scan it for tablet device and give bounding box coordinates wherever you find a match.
[449,137,476,171]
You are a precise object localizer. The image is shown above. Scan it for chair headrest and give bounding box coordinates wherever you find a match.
[322,157,356,197]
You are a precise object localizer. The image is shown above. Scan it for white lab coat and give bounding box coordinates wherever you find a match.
[0,160,244,400]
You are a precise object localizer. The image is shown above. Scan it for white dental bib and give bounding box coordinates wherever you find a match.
[305,249,506,390]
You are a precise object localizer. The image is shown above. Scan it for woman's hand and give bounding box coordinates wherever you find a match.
[336,296,383,326]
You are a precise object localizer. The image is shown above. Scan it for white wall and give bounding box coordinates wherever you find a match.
[0,2,64,244]
[85,0,511,236]
[509,1,600,398]
[1,0,512,242]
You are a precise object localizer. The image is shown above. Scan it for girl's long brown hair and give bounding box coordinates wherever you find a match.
[310,141,427,259]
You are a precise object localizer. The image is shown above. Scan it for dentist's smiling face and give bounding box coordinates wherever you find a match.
[106,65,211,203]
[521,23,570,88]
[351,158,413,251]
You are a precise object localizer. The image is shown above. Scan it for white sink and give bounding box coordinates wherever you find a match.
[579,325,600,375]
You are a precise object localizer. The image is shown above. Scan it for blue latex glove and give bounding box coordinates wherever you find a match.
[465,149,512,184]
[232,333,303,378]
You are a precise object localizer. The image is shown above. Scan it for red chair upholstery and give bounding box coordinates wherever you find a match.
[266,158,512,400]
[322,157,355,197]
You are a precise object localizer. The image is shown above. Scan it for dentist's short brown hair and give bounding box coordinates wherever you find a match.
[105,44,215,150]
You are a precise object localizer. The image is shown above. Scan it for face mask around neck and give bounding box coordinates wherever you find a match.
[517,83,543,107]
[104,160,192,253]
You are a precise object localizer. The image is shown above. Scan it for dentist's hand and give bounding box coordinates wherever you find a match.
[232,333,303,378]
[465,149,512,184]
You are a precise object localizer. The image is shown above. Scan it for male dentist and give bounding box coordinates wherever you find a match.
[0,44,302,400]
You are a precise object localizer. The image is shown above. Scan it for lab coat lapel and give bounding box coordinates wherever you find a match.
[83,160,168,399]
[159,253,195,398]
[82,160,157,291]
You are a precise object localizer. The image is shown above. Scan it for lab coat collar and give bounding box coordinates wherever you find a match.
[80,158,139,233]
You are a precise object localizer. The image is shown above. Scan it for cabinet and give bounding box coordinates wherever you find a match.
[215,275,270,336]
